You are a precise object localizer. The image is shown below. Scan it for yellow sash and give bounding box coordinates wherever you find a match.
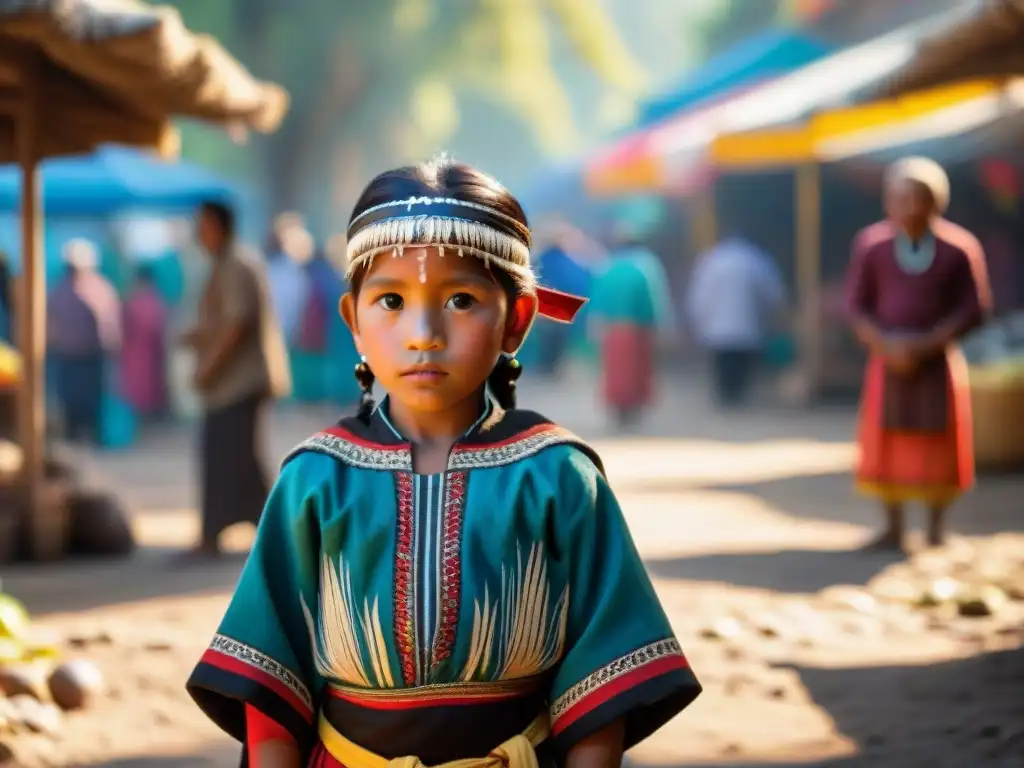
[318,712,550,768]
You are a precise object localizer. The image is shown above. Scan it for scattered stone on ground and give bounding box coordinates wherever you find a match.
[0,535,1019,767]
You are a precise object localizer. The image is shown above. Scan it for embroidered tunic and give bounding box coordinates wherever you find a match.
[187,401,701,764]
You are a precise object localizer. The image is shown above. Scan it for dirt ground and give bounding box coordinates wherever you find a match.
[2,372,1023,767]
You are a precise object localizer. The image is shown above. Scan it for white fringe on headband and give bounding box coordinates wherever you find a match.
[345,215,536,289]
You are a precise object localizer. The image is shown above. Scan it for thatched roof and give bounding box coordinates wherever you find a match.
[0,0,289,162]
[880,0,1024,98]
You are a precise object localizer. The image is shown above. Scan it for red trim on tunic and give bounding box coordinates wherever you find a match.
[321,425,410,451]
[200,648,313,723]
[551,655,689,735]
[393,472,417,686]
[856,351,974,498]
[246,703,295,755]
[433,470,467,666]
[450,423,557,452]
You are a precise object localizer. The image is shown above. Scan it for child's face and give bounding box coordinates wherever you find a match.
[341,246,536,415]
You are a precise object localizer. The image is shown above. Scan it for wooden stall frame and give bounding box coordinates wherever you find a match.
[795,162,822,396]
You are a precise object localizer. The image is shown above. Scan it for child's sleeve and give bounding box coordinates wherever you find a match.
[187,453,328,751]
[548,449,701,757]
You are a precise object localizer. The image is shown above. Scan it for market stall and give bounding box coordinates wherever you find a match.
[0,0,288,560]
[880,0,1024,98]
[705,74,1024,399]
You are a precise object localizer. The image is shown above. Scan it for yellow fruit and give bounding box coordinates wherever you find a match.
[0,593,31,641]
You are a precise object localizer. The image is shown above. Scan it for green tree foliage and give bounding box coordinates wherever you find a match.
[165,0,647,221]
[697,0,785,58]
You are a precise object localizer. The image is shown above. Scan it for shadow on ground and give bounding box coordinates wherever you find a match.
[4,547,247,616]
[72,747,239,768]
[73,760,230,768]
[772,646,1024,767]
[644,546,905,593]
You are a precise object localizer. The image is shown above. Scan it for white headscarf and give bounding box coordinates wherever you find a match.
[62,238,100,271]
[884,156,950,213]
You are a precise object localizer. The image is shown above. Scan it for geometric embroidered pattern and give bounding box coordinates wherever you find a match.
[432,470,468,666]
[448,426,590,471]
[288,424,590,473]
[549,638,683,724]
[209,633,313,711]
[284,431,413,472]
[392,473,417,686]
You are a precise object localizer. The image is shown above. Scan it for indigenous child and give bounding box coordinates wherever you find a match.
[846,156,992,551]
[187,158,701,767]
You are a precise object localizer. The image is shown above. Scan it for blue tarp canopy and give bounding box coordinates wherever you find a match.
[0,144,238,215]
[637,29,832,128]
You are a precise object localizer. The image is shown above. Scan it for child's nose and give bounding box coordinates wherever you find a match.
[405,307,445,350]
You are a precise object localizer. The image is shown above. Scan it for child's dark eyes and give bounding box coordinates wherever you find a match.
[377,293,404,311]
[446,293,477,311]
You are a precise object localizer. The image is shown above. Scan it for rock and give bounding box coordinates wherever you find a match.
[768,686,787,700]
[48,660,103,711]
[958,586,1008,618]
[0,742,13,762]
[6,694,40,729]
[22,702,61,735]
[723,646,745,662]
[724,676,748,696]
[699,617,742,641]
[143,640,176,653]
[999,571,1024,602]
[868,575,920,605]
[66,630,114,649]
[66,491,135,557]
[820,586,878,615]
[0,663,50,700]
[917,577,961,608]
[749,612,786,639]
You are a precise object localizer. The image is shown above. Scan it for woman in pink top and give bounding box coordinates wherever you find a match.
[120,265,168,417]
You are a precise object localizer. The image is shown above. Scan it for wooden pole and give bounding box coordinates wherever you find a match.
[16,52,45,534]
[795,162,822,400]
[691,185,717,254]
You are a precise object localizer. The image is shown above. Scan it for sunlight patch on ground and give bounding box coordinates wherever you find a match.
[617,489,866,558]
[595,438,856,487]
[131,508,254,553]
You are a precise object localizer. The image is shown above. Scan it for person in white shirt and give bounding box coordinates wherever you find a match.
[684,235,785,407]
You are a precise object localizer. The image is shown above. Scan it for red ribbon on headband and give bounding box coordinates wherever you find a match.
[536,286,587,324]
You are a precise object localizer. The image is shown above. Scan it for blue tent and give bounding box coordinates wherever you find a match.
[0,144,238,215]
[636,29,831,128]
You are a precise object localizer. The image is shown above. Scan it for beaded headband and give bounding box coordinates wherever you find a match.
[346,196,585,323]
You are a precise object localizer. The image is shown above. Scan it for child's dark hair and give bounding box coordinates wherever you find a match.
[348,157,531,419]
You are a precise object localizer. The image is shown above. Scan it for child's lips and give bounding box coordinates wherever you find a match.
[400,366,448,381]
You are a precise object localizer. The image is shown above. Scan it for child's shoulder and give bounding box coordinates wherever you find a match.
[460,407,605,477]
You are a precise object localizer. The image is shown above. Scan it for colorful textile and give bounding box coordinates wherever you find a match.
[588,248,670,329]
[856,352,974,504]
[120,285,168,415]
[188,399,700,763]
[600,324,654,411]
[845,218,991,503]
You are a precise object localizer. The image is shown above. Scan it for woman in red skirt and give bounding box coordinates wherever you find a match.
[845,157,992,551]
